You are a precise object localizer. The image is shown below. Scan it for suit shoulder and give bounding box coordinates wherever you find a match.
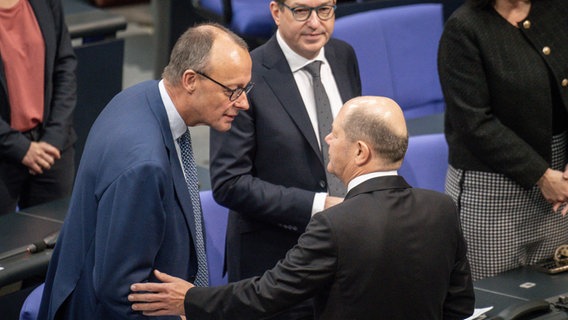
[409,189,459,219]
[411,187,454,201]
[328,37,352,48]
[327,38,355,53]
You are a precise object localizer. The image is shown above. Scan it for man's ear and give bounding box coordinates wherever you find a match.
[270,1,282,26]
[182,69,198,94]
[355,141,371,166]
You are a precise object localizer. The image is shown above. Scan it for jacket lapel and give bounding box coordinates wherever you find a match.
[259,37,323,164]
[324,42,351,103]
[145,84,198,242]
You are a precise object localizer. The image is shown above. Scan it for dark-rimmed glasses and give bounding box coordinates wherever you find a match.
[280,3,337,21]
[195,71,254,102]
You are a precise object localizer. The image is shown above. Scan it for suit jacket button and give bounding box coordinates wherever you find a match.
[319,180,327,189]
[562,78,568,87]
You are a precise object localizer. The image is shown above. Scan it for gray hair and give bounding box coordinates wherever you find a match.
[344,108,408,164]
[162,23,248,85]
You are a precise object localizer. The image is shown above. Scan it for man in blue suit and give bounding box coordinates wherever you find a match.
[38,23,252,319]
[209,1,361,318]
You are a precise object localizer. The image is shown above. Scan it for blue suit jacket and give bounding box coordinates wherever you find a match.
[209,36,361,281]
[39,81,200,319]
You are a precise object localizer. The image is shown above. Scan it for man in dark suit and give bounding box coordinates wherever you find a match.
[129,96,475,320]
[209,1,360,317]
[38,23,252,319]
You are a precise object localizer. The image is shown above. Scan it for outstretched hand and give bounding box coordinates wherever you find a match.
[129,270,194,317]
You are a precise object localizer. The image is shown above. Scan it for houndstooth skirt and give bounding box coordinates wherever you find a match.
[446,132,568,280]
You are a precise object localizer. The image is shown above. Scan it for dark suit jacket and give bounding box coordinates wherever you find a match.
[209,35,361,281]
[39,81,201,320]
[185,176,475,320]
[0,0,76,161]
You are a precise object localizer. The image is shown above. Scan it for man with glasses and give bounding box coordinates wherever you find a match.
[38,23,252,319]
[209,1,361,318]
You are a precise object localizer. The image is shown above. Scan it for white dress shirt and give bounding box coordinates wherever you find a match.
[159,80,189,176]
[276,31,344,215]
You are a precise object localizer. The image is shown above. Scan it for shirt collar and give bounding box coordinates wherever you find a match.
[159,79,188,141]
[347,170,398,193]
[276,29,327,73]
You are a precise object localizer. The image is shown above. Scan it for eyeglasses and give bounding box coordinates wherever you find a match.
[280,3,337,22]
[195,71,254,102]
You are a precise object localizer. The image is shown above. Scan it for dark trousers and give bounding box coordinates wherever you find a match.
[0,145,74,215]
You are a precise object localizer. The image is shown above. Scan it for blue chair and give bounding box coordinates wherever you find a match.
[19,283,44,320]
[336,0,461,29]
[198,0,275,41]
[200,190,229,286]
[230,0,274,39]
[199,0,224,17]
[398,133,448,193]
[333,4,445,119]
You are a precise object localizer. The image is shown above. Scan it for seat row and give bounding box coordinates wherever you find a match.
[196,1,449,119]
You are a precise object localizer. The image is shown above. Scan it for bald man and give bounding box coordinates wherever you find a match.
[129,96,475,320]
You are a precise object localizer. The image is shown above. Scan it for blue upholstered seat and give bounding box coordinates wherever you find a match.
[19,283,44,320]
[199,0,224,16]
[230,0,274,39]
[200,190,229,286]
[398,133,448,193]
[333,4,445,119]
[199,0,275,40]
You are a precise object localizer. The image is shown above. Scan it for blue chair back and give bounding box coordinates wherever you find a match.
[199,0,224,16]
[19,283,44,320]
[200,190,229,286]
[333,4,445,119]
[230,0,274,39]
[197,0,274,40]
[398,133,448,193]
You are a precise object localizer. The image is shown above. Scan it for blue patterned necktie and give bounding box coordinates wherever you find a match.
[177,129,209,286]
[304,61,346,197]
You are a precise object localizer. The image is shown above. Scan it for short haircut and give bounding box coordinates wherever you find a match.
[162,23,248,85]
[274,0,337,6]
[344,108,408,164]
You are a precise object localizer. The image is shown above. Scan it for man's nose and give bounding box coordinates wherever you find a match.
[234,93,250,110]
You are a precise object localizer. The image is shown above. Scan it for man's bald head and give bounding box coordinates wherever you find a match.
[340,96,408,166]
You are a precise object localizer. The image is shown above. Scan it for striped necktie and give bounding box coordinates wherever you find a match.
[304,61,346,197]
[177,129,209,286]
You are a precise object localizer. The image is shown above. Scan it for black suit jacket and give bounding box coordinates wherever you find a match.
[185,176,475,320]
[209,35,361,281]
[0,0,77,162]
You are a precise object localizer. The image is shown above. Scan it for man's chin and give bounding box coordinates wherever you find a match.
[211,122,232,132]
[327,166,336,178]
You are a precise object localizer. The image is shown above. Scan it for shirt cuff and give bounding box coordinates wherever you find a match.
[311,192,327,216]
